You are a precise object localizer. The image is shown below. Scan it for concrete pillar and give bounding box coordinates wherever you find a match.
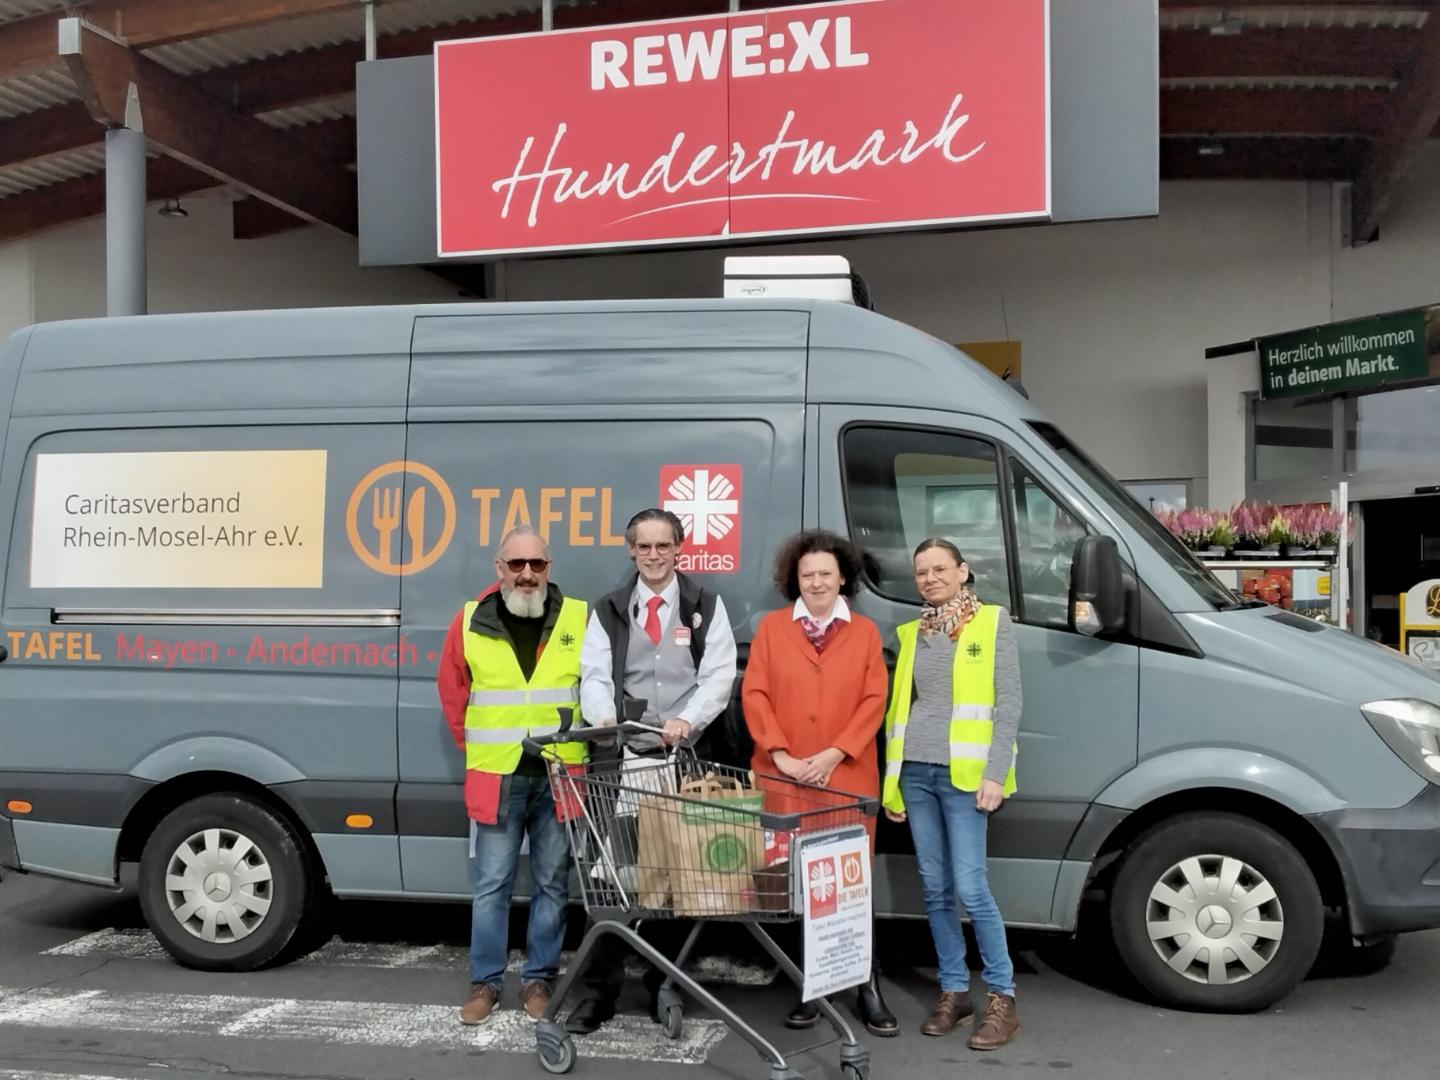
[104,126,147,316]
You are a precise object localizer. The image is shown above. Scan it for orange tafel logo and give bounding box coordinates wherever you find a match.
[347,461,455,575]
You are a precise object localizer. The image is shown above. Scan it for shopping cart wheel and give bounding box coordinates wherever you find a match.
[536,1026,575,1075]
[839,1042,871,1080]
[661,1003,683,1040]
[656,985,684,1040]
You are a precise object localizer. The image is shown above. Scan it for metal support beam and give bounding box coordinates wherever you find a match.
[104,125,146,316]
[542,0,553,32]
[363,1,377,61]
[729,0,740,11]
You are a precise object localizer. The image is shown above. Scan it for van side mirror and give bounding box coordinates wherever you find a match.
[1071,535,1125,636]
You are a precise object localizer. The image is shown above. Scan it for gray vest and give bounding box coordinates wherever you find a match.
[624,611,699,750]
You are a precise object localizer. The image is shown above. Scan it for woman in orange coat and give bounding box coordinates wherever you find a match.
[742,528,895,1036]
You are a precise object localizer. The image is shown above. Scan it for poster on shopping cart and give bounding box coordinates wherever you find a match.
[799,827,873,1001]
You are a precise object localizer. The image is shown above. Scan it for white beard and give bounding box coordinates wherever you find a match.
[502,587,546,619]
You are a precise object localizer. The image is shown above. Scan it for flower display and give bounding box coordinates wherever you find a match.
[1152,501,1349,557]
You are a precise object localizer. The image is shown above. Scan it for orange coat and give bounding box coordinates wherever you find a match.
[742,608,888,800]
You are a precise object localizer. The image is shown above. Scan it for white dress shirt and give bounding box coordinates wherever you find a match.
[580,576,738,733]
[791,595,852,631]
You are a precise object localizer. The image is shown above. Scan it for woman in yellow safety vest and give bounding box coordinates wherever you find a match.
[882,537,1022,1051]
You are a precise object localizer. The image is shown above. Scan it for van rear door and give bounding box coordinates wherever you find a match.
[817,406,1141,927]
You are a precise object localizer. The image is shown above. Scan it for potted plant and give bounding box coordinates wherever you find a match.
[1175,508,1215,554]
[1208,514,1236,557]
[1315,508,1346,557]
[1257,507,1290,556]
[1285,505,1319,558]
[1231,503,1267,554]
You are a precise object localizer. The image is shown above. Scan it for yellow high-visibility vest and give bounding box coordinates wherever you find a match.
[882,605,1017,814]
[461,596,588,773]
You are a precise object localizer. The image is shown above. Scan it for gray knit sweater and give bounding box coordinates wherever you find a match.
[901,606,1022,786]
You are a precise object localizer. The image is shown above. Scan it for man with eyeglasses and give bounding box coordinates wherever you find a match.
[436,525,588,1027]
[565,507,738,1035]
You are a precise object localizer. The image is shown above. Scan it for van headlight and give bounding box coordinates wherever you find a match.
[1363,699,1440,782]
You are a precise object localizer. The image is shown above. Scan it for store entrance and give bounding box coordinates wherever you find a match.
[1361,493,1440,647]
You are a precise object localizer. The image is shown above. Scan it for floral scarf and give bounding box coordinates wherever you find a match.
[919,586,982,641]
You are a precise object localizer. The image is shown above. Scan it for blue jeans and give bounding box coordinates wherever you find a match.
[899,761,1015,998]
[469,772,570,988]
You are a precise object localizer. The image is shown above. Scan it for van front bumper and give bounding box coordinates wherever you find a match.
[1312,784,1440,936]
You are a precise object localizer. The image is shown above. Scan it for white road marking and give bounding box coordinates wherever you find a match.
[0,984,730,1064]
[43,928,776,985]
[1,1073,140,1080]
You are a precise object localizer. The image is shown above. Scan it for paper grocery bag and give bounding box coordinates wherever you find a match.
[635,794,674,911]
[668,773,765,917]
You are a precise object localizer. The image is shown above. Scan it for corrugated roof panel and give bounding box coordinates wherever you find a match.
[144,0,566,76]
[1162,75,1399,91]
[1161,7,1427,31]
[0,0,68,26]
[257,95,357,128]
[0,68,77,119]
[0,145,106,198]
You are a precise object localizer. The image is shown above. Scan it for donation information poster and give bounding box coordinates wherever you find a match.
[800,828,873,1001]
[30,450,328,589]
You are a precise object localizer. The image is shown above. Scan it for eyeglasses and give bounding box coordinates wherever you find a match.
[632,542,675,556]
[502,558,550,573]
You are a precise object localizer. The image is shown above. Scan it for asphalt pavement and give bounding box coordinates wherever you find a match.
[1,868,1436,1080]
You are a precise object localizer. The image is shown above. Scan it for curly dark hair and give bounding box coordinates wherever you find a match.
[772,529,864,601]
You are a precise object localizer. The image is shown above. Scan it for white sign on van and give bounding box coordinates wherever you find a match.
[30,451,328,589]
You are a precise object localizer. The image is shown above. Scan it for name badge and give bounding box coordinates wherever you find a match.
[673,626,692,647]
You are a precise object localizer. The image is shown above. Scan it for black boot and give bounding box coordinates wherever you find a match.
[857,968,898,1037]
[786,1000,822,1029]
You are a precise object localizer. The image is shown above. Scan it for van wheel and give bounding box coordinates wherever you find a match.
[1108,812,1322,1013]
[138,793,313,972]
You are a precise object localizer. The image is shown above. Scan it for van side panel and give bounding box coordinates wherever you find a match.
[395,310,808,895]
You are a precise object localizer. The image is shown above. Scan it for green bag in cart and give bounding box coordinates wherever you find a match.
[669,773,765,916]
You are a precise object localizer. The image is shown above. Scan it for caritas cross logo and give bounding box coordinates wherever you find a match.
[660,464,741,574]
[808,856,839,919]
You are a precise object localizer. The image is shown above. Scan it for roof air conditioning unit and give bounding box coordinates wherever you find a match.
[723,255,873,310]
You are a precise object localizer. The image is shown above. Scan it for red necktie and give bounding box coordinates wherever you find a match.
[644,595,664,645]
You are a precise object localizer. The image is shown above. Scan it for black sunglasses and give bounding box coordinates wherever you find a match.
[502,558,550,573]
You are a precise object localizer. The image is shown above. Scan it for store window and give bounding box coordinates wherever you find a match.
[1346,385,1440,473]
[1010,459,1088,628]
[841,426,1012,607]
[1252,396,1333,482]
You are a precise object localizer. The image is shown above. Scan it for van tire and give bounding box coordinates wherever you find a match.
[138,793,313,972]
[1108,812,1323,1013]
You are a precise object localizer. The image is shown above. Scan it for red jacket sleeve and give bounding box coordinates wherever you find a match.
[741,617,788,755]
[831,620,889,761]
[437,607,471,750]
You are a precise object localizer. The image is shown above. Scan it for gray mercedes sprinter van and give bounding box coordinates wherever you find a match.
[1,298,1438,1013]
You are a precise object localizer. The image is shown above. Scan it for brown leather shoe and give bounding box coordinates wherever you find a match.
[459,983,499,1025]
[920,990,974,1036]
[967,992,1019,1050]
[521,980,551,1022]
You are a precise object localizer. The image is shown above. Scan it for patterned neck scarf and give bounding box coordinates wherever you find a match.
[800,616,843,654]
[919,586,981,641]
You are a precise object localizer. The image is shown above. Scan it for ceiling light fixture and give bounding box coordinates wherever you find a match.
[1197,144,1226,157]
[158,197,188,219]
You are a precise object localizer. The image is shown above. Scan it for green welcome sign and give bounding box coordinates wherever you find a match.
[1257,306,1438,400]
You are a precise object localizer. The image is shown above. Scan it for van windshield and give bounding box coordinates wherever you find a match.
[1028,422,1239,610]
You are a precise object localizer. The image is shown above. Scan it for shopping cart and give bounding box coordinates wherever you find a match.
[523,716,879,1080]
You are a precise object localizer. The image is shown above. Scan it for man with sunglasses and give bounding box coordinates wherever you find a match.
[565,507,738,1035]
[436,525,587,1027]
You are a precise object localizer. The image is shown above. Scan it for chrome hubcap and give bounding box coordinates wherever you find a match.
[1145,854,1284,985]
[164,828,273,943]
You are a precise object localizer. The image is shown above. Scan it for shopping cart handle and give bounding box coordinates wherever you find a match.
[522,719,664,756]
